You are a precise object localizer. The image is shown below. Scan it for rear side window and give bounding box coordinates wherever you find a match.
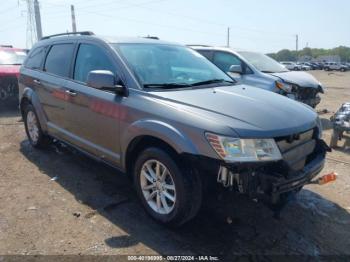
[25,46,46,69]
[196,50,213,60]
[74,44,115,83]
[44,44,74,78]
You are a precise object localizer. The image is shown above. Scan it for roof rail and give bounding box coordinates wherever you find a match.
[0,45,13,48]
[143,36,159,40]
[187,44,212,47]
[41,31,94,40]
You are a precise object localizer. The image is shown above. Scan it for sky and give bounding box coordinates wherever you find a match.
[0,0,349,53]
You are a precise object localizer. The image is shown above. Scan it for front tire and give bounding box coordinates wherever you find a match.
[23,104,50,148]
[133,147,202,227]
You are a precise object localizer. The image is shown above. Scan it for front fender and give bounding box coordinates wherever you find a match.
[120,119,199,168]
[21,87,48,133]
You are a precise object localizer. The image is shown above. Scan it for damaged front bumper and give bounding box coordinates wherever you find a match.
[197,138,330,209]
[283,85,323,108]
[269,152,325,204]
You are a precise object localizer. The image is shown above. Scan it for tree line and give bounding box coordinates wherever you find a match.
[267,46,350,62]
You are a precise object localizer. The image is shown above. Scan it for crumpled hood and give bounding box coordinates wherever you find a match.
[270,71,321,89]
[150,85,318,138]
[0,65,20,77]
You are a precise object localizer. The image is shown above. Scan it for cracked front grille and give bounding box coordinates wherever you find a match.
[275,129,316,172]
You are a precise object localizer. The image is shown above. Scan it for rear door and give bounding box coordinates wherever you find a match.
[63,42,122,165]
[39,43,75,138]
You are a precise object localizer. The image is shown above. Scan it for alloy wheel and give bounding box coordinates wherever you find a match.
[140,159,176,215]
[27,111,39,144]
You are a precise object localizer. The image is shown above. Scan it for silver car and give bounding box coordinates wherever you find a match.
[191,46,324,108]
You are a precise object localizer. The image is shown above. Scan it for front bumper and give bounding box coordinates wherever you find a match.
[283,86,322,108]
[208,138,329,208]
[270,151,325,203]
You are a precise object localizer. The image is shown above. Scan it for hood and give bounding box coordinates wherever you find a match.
[0,65,20,77]
[270,71,321,89]
[150,85,318,138]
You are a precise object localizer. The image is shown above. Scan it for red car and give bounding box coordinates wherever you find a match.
[0,45,27,105]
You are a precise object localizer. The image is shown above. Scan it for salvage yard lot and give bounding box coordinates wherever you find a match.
[0,70,349,258]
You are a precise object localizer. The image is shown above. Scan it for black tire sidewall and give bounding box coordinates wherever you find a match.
[133,147,197,226]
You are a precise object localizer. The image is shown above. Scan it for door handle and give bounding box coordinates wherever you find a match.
[33,79,41,85]
[65,90,77,97]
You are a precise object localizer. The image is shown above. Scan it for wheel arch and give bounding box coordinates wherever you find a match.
[20,87,48,133]
[121,119,199,175]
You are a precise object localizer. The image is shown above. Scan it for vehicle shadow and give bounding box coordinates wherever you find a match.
[19,140,350,257]
[0,104,20,118]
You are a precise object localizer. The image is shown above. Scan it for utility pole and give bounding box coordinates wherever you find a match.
[25,0,36,48]
[295,34,299,52]
[226,27,230,47]
[34,0,42,40]
[71,5,77,32]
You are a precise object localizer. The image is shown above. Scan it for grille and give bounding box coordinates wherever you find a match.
[276,129,315,172]
[295,87,319,101]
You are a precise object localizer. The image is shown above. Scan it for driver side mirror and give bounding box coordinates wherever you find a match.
[228,64,243,74]
[86,70,126,95]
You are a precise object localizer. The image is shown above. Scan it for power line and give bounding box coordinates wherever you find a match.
[0,4,19,14]
[78,9,226,37]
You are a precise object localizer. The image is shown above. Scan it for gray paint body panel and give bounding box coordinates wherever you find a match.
[19,36,319,172]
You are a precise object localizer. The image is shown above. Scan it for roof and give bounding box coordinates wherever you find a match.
[37,31,181,46]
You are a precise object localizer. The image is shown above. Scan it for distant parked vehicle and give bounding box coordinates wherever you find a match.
[297,63,311,71]
[341,63,350,70]
[309,62,322,70]
[0,45,27,105]
[324,62,348,72]
[280,61,300,71]
[301,62,318,70]
[315,62,324,70]
[190,46,324,108]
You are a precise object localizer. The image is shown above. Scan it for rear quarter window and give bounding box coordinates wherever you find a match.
[44,44,75,78]
[25,46,46,70]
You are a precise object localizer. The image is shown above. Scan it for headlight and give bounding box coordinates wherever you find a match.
[275,81,293,93]
[206,133,282,162]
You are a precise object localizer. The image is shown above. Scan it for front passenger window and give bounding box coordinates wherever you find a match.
[213,52,241,72]
[74,44,115,83]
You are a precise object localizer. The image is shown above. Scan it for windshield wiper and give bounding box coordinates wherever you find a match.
[190,79,235,86]
[143,83,191,89]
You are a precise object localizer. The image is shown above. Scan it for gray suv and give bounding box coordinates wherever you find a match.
[19,32,329,226]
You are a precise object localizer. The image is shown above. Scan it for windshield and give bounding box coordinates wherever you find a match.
[0,50,27,65]
[113,43,233,89]
[238,51,288,73]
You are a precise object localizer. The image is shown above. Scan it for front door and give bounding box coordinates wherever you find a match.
[63,43,122,166]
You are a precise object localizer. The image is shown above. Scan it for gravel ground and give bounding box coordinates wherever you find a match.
[0,70,349,260]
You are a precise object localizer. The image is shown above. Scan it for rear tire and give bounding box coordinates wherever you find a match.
[23,104,50,148]
[133,147,202,227]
